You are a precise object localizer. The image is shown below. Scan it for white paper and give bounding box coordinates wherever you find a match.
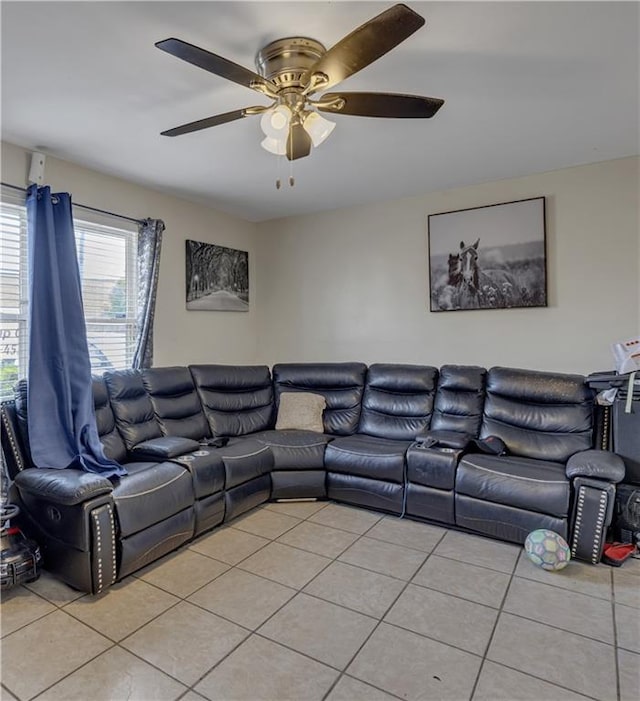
[611,337,640,375]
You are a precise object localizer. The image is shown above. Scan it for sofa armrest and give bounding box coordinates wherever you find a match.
[14,468,113,506]
[130,436,200,460]
[566,450,625,483]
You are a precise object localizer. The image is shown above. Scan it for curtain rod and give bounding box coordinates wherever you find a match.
[1,181,145,226]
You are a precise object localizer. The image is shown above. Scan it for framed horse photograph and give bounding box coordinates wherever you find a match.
[428,197,547,312]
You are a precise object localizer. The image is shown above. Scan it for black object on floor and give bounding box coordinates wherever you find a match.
[1,503,42,590]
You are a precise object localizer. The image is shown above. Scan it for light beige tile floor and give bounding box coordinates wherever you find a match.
[1,501,638,701]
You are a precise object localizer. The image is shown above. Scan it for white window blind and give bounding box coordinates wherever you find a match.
[0,186,138,400]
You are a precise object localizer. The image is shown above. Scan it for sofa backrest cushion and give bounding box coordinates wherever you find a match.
[481,367,594,462]
[273,363,367,436]
[358,364,438,440]
[189,364,273,437]
[431,365,487,436]
[142,366,210,441]
[92,377,127,463]
[104,369,162,451]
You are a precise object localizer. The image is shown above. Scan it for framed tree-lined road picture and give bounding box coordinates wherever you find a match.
[428,196,547,312]
[185,239,249,311]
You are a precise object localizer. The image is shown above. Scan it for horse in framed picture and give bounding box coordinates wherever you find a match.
[448,238,522,310]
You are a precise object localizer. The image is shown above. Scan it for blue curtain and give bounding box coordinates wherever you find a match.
[133,218,164,369]
[26,185,126,478]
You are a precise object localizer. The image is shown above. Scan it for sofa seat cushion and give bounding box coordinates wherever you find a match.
[250,430,332,470]
[324,434,411,483]
[456,454,570,518]
[219,438,274,489]
[112,461,194,537]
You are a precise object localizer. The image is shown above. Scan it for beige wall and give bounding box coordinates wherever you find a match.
[1,141,260,367]
[3,142,637,375]
[255,157,639,375]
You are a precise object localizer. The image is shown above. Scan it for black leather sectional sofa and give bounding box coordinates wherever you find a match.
[1,363,625,594]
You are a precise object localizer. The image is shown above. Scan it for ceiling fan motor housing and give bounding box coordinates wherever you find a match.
[255,37,326,90]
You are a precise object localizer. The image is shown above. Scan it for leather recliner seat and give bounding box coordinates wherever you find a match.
[263,362,368,499]
[325,364,438,514]
[405,365,487,524]
[454,367,595,542]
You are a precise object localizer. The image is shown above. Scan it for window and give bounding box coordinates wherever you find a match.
[0,186,138,399]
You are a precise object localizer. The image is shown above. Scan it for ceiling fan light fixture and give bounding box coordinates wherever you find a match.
[260,104,292,139]
[302,111,336,148]
[260,136,287,155]
[156,4,444,165]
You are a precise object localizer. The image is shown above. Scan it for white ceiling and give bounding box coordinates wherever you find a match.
[1,1,638,222]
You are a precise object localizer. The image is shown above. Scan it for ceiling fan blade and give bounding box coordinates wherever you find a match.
[286,122,312,161]
[305,4,425,92]
[317,92,444,118]
[161,108,249,137]
[156,38,276,93]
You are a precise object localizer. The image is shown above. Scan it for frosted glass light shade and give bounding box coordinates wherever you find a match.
[261,136,287,155]
[260,105,292,139]
[303,111,336,147]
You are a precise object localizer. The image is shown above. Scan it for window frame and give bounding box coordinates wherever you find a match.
[0,187,139,399]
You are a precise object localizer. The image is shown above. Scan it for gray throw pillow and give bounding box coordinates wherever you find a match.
[275,392,327,433]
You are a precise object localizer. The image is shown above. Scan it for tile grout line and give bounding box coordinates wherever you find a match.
[0,507,497,701]
[433,549,530,577]
[185,546,624,656]
[4,501,630,701]
[187,509,312,575]
[187,498,336,570]
[240,505,401,701]
[468,546,522,701]
[42,564,249,698]
[27,639,121,701]
[405,578,505,611]
[117,527,635,701]
[468,549,616,701]
[0,581,68,641]
[172,503,370,697]
[56,504,335,699]
[338,673,407,701]
[123,508,325,695]
[611,565,622,701]
[499,609,618,648]
[117,627,247,696]
[473,659,605,701]
[320,521,448,701]
[508,560,616,601]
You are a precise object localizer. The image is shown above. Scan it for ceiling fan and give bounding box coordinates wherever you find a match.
[156,3,444,162]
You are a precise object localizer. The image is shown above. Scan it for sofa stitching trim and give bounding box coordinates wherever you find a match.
[328,445,404,459]
[461,460,568,484]
[222,446,271,460]
[260,441,328,449]
[123,529,193,571]
[115,471,190,499]
[456,513,564,537]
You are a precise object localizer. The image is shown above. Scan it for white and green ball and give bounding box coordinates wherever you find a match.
[524,529,571,571]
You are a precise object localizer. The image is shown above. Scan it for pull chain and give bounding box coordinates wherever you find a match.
[274,155,296,190]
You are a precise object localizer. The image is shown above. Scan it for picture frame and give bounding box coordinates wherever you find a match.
[185,239,249,311]
[428,196,547,312]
